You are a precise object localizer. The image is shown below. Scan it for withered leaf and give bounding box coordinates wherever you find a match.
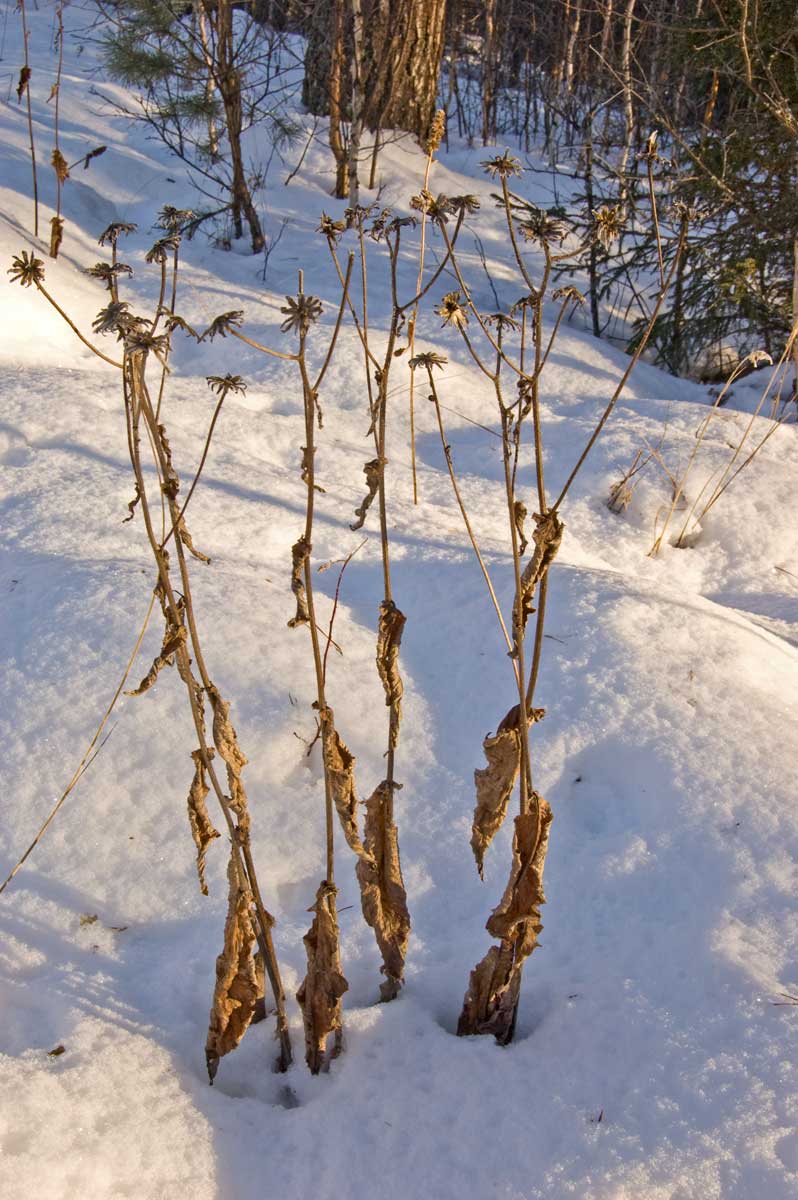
[177,516,210,564]
[350,458,383,531]
[515,511,564,638]
[125,624,186,697]
[208,684,249,825]
[187,748,221,895]
[287,535,311,628]
[355,781,410,1001]
[49,216,64,260]
[296,881,348,1074]
[123,480,141,523]
[470,705,544,877]
[514,500,528,555]
[51,148,70,184]
[47,1044,66,1057]
[376,600,406,751]
[459,801,553,1043]
[206,859,264,1083]
[320,707,364,856]
[16,66,31,103]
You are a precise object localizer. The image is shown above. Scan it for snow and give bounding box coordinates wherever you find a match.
[2,5,798,1198]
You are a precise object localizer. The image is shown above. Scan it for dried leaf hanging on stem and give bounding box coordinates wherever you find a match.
[471,704,544,877]
[376,600,406,751]
[187,748,220,895]
[288,535,311,627]
[296,881,349,1074]
[355,781,410,1000]
[206,859,265,1082]
[458,802,552,1044]
[350,458,383,531]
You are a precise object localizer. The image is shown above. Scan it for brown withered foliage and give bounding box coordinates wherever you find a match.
[296,881,349,1074]
[206,860,265,1082]
[458,802,552,1043]
[471,704,544,877]
[49,216,64,259]
[16,66,31,102]
[514,500,528,555]
[125,621,186,697]
[376,600,406,751]
[208,683,249,825]
[515,511,564,637]
[288,535,311,627]
[51,148,69,184]
[187,748,221,895]
[319,707,363,855]
[356,782,411,1001]
[350,457,383,531]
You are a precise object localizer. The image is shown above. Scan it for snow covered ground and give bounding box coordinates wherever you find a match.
[2,6,798,1198]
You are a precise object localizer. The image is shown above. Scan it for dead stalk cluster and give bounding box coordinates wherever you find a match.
[11,118,781,1080]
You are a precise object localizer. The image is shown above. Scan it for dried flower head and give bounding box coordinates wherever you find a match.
[280,293,323,336]
[124,328,170,358]
[426,109,446,155]
[449,194,481,215]
[98,222,137,248]
[592,205,623,251]
[481,152,522,179]
[145,236,179,264]
[552,285,586,307]
[85,262,133,292]
[164,312,200,340]
[485,312,521,333]
[156,206,194,234]
[8,251,45,288]
[202,310,245,341]
[515,203,569,245]
[317,213,346,242]
[92,301,147,337]
[410,190,453,225]
[435,291,469,329]
[409,351,448,371]
[510,293,540,316]
[207,374,247,395]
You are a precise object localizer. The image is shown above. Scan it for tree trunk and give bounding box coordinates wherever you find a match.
[302,0,447,144]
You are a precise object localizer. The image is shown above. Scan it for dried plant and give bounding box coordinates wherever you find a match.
[9,238,293,1079]
[412,147,686,1043]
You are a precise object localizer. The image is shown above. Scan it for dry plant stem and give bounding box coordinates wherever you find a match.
[552,217,688,512]
[160,386,230,552]
[19,0,38,238]
[230,328,299,361]
[35,282,123,369]
[0,592,156,897]
[407,146,436,505]
[154,242,179,420]
[50,3,65,253]
[427,371,515,664]
[126,357,291,1070]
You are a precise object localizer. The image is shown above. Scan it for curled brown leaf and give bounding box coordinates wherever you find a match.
[296,881,349,1074]
[356,781,410,1000]
[187,748,221,895]
[350,458,383,531]
[205,859,264,1082]
[288,535,311,628]
[376,600,406,751]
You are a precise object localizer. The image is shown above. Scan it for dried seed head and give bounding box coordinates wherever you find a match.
[592,205,623,251]
[435,291,469,329]
[165,313,200,340]
[517,204,569,245]
[8,251,45,288]
[426,109,446,155]
[145,236,180,264]
[485,312,521,333]
[203,310,245,341]
[481,152,522,179]
[317,213,346,242]
[510,293,540,316]
[552,285,586,307]
[85,262,133,292]
[98,221,137,248]
[742,349,773,370]
[156,206,194,234]
[449,194,481,215]
[409,190,452,225]
[409,350,448,371]
[92,300,148,338]
[280,293,323,336]
[207,373,247,395]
